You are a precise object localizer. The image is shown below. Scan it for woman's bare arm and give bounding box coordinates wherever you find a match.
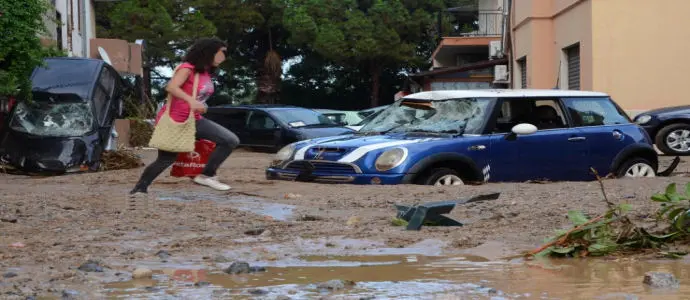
[165,68,195,104]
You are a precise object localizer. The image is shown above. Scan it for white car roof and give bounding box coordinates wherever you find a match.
[403,89,609,101]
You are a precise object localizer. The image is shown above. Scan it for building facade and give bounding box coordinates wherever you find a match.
[408,0,510,93]
[511,0,690,115]
[42,0,97,58]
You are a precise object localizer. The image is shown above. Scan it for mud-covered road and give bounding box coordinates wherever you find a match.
[1,149,689,299]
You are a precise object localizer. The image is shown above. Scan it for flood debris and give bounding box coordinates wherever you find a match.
[394,193,500,231]
[128,119,153,148]
[99,148,144,171]
[527,170,690,258]
[643,272,680,289]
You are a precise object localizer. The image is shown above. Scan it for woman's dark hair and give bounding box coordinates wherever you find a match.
[182,37,227,74]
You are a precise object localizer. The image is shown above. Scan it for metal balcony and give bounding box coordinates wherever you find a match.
[439,10,504,38]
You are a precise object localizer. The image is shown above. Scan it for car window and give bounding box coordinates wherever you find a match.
[492,98,567,133]
[562,97,630,127]
[270,108,336,127]
[247,111,277,130]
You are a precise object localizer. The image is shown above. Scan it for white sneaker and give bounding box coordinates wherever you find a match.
[193,175,232,191]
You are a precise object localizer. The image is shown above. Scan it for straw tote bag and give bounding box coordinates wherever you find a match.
[148,66,200,153]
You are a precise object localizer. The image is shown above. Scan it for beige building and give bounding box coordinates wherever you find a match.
[510,0,690,115]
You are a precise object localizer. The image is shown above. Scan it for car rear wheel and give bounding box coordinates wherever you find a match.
[420,168,465,186]
[655,123,690,155]
[616,158,656,178]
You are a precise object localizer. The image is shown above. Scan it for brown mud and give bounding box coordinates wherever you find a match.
[1,149,689,299]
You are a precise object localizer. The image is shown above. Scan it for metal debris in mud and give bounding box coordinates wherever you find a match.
[393,192,500,230]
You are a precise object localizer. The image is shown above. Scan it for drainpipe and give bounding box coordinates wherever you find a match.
[501,0,513,88]
[80,0,87,57]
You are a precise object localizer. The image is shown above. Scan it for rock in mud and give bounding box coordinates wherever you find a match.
[132,268,153,279]
[224,261,266,274]
[213,255,231,263]
[194,281,211,287]
[317,279,356,291]
[3,272,17,278]
[225,261,250,274]
[244,227,266,236]
[155,250,171,259]
[77,261,103,272]
[643,272,680,289]
[61,289,79,299]
[249,288,268,295]
[1,216,17,223]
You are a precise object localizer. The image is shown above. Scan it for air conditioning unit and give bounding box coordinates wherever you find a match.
[494,65,509,82]
[489,41,503,59]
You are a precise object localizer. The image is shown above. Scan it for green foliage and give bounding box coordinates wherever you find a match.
[282,0,446,106]
[97,0,217,69]
[653,182,690,237]
[531,182,690,259]
[0,0,65,100]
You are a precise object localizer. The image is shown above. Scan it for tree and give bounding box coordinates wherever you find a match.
[0,0,65,100]
[96,0,217,74]
[282,0,446,107]
[194,0,301,104]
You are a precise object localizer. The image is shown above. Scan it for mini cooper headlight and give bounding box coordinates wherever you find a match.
[635,115,652,125]
[275,143,296,162]
[375,148,407,171]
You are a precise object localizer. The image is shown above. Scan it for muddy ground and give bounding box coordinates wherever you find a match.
[1,149,689,299]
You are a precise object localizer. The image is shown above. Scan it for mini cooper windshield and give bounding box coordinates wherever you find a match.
[359,97,492,135]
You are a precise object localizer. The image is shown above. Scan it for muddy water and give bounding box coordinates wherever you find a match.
[104,254,690,299]
[157,192,295,221]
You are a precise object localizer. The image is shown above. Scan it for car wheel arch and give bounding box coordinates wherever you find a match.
[610,144,658,176]
[403,152,483,184]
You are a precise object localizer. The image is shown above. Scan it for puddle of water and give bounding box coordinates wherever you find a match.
[156,192,295,221]
[103,253,690,299]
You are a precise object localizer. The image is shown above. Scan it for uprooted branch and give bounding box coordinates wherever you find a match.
[526,169,690,258]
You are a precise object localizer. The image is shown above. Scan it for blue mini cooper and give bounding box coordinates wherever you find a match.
[266,90,660,186]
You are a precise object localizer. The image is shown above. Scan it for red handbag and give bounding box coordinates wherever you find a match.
[170,139,216,177]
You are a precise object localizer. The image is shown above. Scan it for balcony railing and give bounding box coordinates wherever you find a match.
[439,10,504,38]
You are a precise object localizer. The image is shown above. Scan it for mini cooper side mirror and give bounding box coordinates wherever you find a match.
[505,123,538,141]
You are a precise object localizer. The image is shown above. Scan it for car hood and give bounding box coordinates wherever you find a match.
[295,126,354,139]
[640,105,690,117]
[292,133,450,162]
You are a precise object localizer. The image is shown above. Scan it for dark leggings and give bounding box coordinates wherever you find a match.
[130,118,240,193]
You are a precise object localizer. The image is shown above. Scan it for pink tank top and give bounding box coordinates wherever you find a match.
[156,62,214,123]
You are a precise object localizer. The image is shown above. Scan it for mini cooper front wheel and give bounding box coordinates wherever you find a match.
[616,158,656,178]
[421,168,465,186]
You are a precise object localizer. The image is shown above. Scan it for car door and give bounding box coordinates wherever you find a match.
[561,96,633,176]
[204,108,250,145]
[488,98,590,182]
[245,110,280,147]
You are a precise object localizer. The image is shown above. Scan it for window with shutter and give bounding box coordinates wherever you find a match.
[517,57,527,88]
[566,44,580,90]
